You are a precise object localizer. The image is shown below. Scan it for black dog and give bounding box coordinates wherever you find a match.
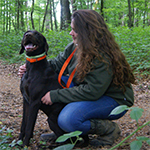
[19,30,67,147]
[19,30,89,147]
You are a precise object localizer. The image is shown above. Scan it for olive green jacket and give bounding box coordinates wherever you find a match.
[49,42,134,107]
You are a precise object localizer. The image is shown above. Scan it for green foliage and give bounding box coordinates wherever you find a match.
[109,105,150,150]
[0,31,25,64]
[110,26,150,75]
[9,139,23,148]
[50,105,150,150]
[110,105,144,123]
[0,26,149,75]
[44,29,72,59]
[54,131,82,150]
[54,144,74,150]
[0,29,72,64]
[130,136,150,150]
[0,124,28,149]
[129,107,143,123]
[0,125,14,150]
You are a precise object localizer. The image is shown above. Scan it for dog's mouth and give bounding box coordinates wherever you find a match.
[24,42,39,52]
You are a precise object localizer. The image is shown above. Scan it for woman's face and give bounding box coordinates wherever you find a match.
[69,20,78,44]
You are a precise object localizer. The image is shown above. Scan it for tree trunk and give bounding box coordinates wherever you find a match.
[143,0,147,27]
[17,0,20,30]
[101,0,104,17]
[20,1,25,31]
[25,1,29,30]
[9,2,11,33]
[60,0,71,30]
[60,0,63,30]
[31,0,35,29]
[52,0,58,30]
[3,2,6,34]
[127,0,133,28]
[6,1,8,33]
[148,2,150,26]
[49,0,53,30]
[132,0,134,27]
[42,0,49,32]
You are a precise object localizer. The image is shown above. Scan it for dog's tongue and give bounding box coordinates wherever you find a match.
[25,44,34,50]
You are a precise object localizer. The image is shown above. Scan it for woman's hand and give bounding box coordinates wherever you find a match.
[18,64,26,78]
[41,92,53,105]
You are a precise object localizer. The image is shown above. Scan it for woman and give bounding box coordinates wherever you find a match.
[19,9,135,146]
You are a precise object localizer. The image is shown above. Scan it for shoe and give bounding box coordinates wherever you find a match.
[89,119,121,147]
[40,132,57,142]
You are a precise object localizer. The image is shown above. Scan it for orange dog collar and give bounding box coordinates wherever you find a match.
[26,55,46,63]
[25,52,46,63]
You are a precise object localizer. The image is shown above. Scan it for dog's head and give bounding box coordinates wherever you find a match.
[19,30,49,56]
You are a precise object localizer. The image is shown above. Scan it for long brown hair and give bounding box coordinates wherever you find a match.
[72,9,135,91]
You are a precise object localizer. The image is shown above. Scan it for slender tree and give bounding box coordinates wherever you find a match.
[52,0,58,30]
[3,1,6,34]
[42,0,50,32]
[60,0,71,30]
[143,0,147,27]
[127,0,133,28]
[101,0,104,17]
[148,2,150,25]
[0,0,150,33]
[25,1,29,30]
[17,0,20,30]
[31,0,35,29]
[20,1,25,31]
[49,0,53,30]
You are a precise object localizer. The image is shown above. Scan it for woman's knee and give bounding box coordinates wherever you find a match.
[58,103,80,132]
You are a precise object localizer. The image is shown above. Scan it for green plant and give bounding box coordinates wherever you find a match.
[0,125,14,150]
[9,139,23,148]
[0,30,72,64]
[53,131,82,150]
[52,105,150,150]
[0,124,26,150]
[111,26,150,76]
[0,27,149,77]
[109,105,150,150]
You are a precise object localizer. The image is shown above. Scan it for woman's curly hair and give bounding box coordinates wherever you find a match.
[72,9,135,91]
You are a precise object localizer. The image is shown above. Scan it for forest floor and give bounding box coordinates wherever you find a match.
[0,60,150,150]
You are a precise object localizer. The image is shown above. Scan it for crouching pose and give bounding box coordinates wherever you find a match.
[19,9,135,147]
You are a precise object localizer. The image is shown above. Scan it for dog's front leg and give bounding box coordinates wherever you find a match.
[19,98,29,141]
[23,100,40,147]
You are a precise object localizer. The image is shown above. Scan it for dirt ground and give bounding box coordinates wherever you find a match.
[0,61,150,150]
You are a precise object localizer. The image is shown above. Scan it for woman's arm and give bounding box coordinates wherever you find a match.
[50,62,113,103]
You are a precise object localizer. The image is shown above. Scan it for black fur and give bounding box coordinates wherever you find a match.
[19,30,66,147]
[19,30,89,147]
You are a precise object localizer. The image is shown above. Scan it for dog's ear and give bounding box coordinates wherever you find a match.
[19,41,25,54]
[19,32,27,54]
[43,37,49,55]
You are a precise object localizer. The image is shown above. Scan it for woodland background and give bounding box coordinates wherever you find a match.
[0,0,150,150]
[0,0,150,74]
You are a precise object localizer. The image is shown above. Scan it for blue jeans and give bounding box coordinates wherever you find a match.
[58,76,126,134]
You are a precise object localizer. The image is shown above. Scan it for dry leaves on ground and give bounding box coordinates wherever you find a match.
[0,61,150,150]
